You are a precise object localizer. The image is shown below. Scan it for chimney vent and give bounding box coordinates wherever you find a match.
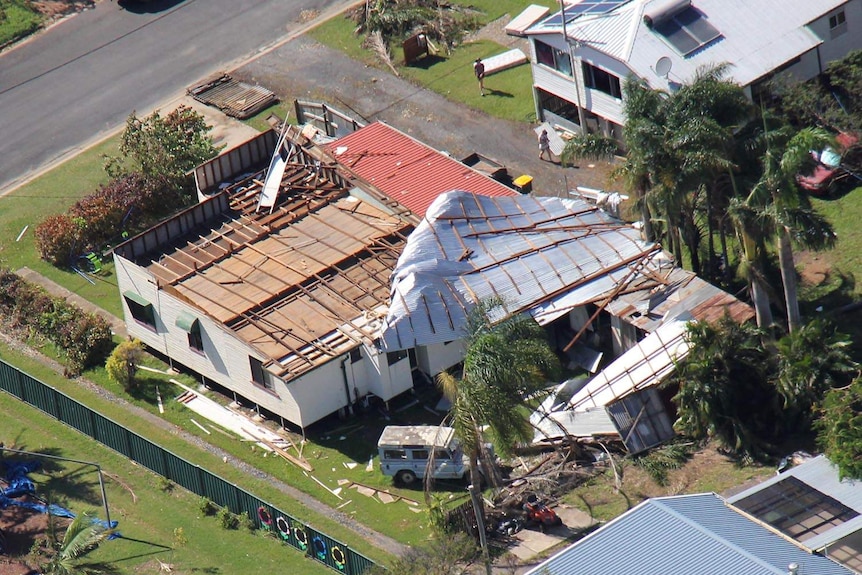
[788,563,799,575]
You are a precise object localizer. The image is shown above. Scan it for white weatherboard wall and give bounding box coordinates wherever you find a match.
[808,4,862,68]
[416,341,466,379]
[114,253,365,428]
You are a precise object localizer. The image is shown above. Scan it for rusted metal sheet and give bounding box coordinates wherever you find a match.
[188,74,277,119]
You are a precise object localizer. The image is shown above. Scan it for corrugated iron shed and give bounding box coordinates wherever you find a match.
[525,493,855,575]
[328,122,516,218]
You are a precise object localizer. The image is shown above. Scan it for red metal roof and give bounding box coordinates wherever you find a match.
[328,122,516,217]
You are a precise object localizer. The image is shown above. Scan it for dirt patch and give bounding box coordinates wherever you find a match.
[30,0,94,21]
[796,250,832,287]
[0,500,69,575]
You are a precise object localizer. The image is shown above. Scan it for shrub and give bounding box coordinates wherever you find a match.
[217,506,239,530]
[198,497,217,516]
[34,214,85,266]
[105,339,145,392]
[0,268,113,375]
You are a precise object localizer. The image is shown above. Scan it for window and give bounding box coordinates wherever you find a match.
[412,450,429,460]
[537,88,581,126]
[249,357,275,390]
[349,347,362,363]
[582,62,622,98]
[387,349,408,366]
[733,477,859,542]
[830,10,847,38]
[650,6,721,56]
[535,40,573,77]
[123,291,156,330]
[188,324,204,353]
[434,449,451,460]
[830,10,846,29]
[176,312,204,353]
[383,449,407,460]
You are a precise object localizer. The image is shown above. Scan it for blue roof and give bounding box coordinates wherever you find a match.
[526,493,854,575]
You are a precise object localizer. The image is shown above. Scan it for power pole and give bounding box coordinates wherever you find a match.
[468,484,492,575]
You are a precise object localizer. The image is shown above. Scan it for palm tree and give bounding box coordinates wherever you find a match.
[668,315,777,459]
[773,318,858,421]
[747,125,836,332]
[43,513,118,575]
[436,299,560,492]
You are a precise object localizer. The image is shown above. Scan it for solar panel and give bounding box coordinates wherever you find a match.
[653,6,721,55]
[567,0,629,19]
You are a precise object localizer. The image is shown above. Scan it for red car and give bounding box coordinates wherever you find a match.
[797,132,859,195]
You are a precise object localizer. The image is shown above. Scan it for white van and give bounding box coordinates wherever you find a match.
[377,425,468,485]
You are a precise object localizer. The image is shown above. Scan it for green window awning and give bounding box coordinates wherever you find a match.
[175,311,199,333]
[123,290,152,308]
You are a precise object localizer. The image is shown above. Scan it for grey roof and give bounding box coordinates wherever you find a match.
[727,455,862,551]
[526,0,849,89]
[525,493,856,575]
[382,192,658,350]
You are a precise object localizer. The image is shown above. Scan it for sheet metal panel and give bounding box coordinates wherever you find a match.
[525,493,855,575]
[383,192,656,350]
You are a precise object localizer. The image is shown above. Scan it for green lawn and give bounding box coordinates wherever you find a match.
[0,1,42,47]
[307,0,556,123]
[1,376,333,575]
[811,186,862,292]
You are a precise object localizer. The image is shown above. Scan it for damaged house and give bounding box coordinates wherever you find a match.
[380,191,753,453]
[112,122,517,432]
[114,119,751,442]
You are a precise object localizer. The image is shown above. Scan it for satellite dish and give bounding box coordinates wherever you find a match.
[655,56,673,78]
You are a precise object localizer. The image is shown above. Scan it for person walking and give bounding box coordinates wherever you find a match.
[473,58,486,96]
[538,129,552,161]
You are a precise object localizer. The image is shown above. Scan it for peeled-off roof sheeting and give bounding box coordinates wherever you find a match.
[566,319,689,411]
[382,192,658,350]
[329,122,516,218]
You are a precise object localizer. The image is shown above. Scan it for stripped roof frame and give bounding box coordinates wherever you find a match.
[121,127,414,380]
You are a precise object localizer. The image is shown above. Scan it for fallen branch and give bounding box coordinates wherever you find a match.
[103,471,138,503]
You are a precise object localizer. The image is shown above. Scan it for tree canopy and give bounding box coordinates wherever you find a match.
[816,377,862,480]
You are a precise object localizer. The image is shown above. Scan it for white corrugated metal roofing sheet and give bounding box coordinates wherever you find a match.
[566,319,689,410]
[525,493,856,575]
[381,192,657,350]
[527,0,849,88]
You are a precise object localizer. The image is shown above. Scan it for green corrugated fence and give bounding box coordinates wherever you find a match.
[0,359,376,575]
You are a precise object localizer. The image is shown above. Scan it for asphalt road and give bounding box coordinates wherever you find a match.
[0,0,348,194]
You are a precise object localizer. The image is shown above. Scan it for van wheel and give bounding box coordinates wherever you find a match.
[396,470,417,485]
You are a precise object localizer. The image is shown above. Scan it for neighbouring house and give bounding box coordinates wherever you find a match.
[381,191,752,452]
[524,492,857,575]
[523,0,862,139]
[727,455,862,574]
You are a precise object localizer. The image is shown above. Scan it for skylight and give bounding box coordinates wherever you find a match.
[542,0,630,27]
[652,6,721,56]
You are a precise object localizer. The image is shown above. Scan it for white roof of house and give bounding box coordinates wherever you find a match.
[527,0,847,88]
[381,192,658,351]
